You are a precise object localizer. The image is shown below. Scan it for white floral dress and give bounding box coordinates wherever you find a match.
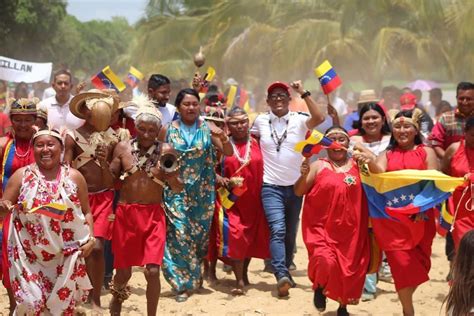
[7,164,91,315]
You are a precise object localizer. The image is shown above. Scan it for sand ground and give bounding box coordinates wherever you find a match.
[0,234,450,315]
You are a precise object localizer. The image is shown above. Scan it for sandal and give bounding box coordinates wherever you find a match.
[175,291,189,303]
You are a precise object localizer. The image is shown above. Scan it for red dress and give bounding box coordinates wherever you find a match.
[448,140,474,248]
[302,159,369,305]
[384,145,436,291]
[1,134,35,286]
[215,138,270,260]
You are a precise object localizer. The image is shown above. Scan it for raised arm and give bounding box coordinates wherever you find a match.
[290,80,325,129]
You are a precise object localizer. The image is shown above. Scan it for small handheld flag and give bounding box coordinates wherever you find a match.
[91,66,126,92]
[226,85,250,112]
[294,130,345,157]
[314,60,342,95]
[126,66,144,88]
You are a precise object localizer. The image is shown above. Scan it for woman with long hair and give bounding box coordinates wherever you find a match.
[445,229,474,316]
[295,126,369,316]
[350,101,391,299]
[354,109,438,316]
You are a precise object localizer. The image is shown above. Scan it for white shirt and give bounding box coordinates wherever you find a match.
[38,95,85,131]
[251,111,309,186]
[42,87,56,100]
[158,103,177,127]
[332,96,348,117]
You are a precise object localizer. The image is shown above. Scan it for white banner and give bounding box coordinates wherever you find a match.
[0,56,52,83]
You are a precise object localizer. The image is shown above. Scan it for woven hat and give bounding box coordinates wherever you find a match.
[357,90,378,104]
[8,98,39,117]
[70,89,119,119]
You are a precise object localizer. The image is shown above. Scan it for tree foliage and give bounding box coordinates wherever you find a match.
[127,0,472,90]
[0,0,133,79]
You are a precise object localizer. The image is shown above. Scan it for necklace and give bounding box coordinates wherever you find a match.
[131,139,159,172]
[14,138,32,159]
[269,117,288,152]
[230,137,252,165]
[34,164,64,201]
[328,158,357,186]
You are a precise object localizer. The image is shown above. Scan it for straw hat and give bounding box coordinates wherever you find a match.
[69,89,119,119]
[8,98,39,116]
[357,89,379,104]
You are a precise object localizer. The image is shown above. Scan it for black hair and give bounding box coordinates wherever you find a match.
[388,110,423,149]
[465,117,474,131]
[53,69,72,83]
[356,102,391,135]
[227,106,247,117]
[456,82,474,97]
[429,88,442,97]
[148,74,170,90]
[174,88,200,108]
[324,125,348,135]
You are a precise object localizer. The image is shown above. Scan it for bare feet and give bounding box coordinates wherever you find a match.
[231,288,245,296]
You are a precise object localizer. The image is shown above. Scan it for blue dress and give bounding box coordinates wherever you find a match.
[162,119,216,292]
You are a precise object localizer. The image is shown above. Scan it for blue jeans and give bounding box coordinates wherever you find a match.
[261,183,302,280]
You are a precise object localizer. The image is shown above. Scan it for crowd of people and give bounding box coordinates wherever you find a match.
[0,70,472,316]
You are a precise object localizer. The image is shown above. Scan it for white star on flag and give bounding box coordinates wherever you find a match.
[400,194,407,201]
[409,194,415,200]
[387,200,393,207]
[392,197,399,204]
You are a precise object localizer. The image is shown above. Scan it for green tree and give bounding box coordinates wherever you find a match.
[0,0,67,62]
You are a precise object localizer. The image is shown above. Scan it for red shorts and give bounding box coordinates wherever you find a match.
[89,190,114,240]
[112,203,166,269]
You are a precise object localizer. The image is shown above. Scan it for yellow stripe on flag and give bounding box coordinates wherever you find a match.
[103,66,126,92]
[129,66,144,80]
[206,66,216,82]
[314,60,332,78]
[226,85,237,108]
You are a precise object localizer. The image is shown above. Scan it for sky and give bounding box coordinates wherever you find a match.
[67,0,147,24]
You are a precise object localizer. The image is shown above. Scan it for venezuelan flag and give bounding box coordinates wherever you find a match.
[314,60,342,95]
[91,66,126,92]
[126,66,144,88]
[226,85,250,112]
[294,130,344,157]
[26,202,68,220]
[361,167,463,251]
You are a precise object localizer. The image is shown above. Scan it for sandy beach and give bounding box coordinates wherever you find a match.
[0,234,450,315]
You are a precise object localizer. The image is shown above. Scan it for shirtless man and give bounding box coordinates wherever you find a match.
[108,105,182,316]
[64,89,119,308]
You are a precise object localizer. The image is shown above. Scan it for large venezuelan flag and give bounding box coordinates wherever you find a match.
[360,167,463,251]
[314,60,342,95]
[91,66,126,92]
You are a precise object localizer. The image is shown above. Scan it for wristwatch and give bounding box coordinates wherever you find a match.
[300,90,311,99]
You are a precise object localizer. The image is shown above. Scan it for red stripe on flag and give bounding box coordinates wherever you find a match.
[91,75,107,89]
[322,76,342,95]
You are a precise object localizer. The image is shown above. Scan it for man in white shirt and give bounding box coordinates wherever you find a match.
[250,81,325,297]
[147,74,178,126]
[38,69,84,131]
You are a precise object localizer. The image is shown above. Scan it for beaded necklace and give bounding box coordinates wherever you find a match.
[268,117,288,152]
[230,137,252,165]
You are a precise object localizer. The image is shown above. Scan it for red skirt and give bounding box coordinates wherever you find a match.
[112,203,166,269]
[89,190,114,240]
[385,210,436,291]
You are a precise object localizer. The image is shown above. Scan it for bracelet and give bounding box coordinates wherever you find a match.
[300,90,311,99]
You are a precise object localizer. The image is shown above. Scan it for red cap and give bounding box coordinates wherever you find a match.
[267,81,290,95]
[400,93,417,110]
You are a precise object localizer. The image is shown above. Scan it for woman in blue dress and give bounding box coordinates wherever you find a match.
[162,88,232,302]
